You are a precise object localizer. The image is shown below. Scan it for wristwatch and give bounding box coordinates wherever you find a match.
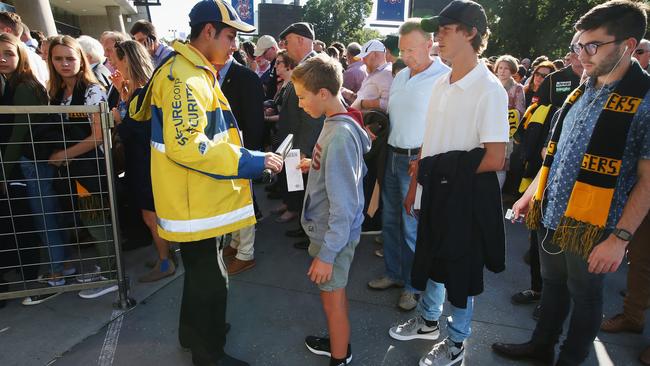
[612,228,633,241]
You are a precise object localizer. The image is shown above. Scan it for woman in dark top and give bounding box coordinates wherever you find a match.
[111,40,175,282]
[0,32,54,305]
[524,61,556,107]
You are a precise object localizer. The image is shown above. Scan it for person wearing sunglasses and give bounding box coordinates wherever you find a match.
[633,38,650,70]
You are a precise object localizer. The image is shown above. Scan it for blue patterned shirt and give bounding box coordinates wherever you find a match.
[542,77,650,230]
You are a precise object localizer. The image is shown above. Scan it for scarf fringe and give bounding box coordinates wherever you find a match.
[78,194,107,223]
[553,216,604,259]
[526,198,542,230]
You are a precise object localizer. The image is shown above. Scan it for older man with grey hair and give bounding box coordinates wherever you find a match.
[634,39,650,71]
[366,18,450,311]
[77,35,112,89]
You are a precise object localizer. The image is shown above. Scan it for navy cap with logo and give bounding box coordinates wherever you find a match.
[279,22,315,41]
[421,0,488,35]
[189,0,255,33]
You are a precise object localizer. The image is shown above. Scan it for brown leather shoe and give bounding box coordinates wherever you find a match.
[640,345,650,366]
[227,258,255,275]
[222,246,237,259]
[601,313,643,334]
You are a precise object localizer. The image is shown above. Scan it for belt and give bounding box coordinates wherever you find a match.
[389,145,420,156]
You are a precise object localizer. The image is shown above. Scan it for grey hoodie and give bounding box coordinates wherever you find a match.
[301,111,371,264]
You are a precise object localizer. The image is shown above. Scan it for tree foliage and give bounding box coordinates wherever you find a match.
[483,0,603,60]
[302,0,373,45]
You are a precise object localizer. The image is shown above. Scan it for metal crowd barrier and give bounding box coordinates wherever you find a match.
[0,103,133,309]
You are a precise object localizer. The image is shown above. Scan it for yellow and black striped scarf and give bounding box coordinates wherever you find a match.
[527,61,650,258]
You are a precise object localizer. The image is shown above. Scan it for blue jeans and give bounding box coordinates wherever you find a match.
[381,150,418,292]
[19,157,69,274]
[417,279,474,343]
[531,228,606,364]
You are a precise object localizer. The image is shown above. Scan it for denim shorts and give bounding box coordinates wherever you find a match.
[308,239,359,292]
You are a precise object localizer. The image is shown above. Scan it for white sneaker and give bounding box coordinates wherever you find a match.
[22,292,61,306]
[419,338,464,366]
[78,284,118,299]
[389,316,440,341]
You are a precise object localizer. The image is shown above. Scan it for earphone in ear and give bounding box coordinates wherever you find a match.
[624,45,629,52]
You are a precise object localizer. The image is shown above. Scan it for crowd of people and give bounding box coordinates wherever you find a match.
[0,0,649,365]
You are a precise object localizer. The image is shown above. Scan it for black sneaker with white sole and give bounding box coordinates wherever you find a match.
[305,336,352,364]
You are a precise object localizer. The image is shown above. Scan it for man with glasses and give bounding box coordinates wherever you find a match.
[634,38,650,71]
[494,1,650,365]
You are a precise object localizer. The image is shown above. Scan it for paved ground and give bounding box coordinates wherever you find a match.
[0,185,647,366]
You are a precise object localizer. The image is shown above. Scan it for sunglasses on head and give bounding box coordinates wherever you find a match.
[114,41,127,59]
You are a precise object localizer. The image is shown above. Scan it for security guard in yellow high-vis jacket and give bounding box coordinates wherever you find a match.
[129,1,282,364]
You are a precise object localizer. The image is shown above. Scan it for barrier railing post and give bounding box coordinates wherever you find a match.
[99,102,135,309]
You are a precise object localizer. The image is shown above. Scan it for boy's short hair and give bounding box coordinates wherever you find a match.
[575,0,649,44]
[291,54,343,96]
[457,23,490,55]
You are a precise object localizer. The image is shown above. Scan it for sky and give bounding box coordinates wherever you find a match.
[148,0,403,40]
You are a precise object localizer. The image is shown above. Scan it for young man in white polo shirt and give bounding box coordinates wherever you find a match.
[367,18,450,311]
[389,1,508,366]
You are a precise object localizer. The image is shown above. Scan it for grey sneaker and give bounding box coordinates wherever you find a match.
[389,316,440,341]
[368,276,404,290]
[75,265,107,283]
[419,338,464,366]
[397,291,418,311]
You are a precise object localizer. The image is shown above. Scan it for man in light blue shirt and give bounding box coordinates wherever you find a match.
[367,18,449,312]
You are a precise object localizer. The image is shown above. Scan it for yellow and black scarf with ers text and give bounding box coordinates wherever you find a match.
[527,61,650,259]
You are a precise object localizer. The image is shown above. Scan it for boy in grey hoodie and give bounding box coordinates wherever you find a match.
[292,54,371,366]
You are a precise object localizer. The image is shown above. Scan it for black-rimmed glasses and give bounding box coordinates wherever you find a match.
[570,39,621,56]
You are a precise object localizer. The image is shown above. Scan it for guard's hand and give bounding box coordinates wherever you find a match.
[587,235,627,274]
[264,152,283,173]
[307,257,333,285]
[297,158,311,173]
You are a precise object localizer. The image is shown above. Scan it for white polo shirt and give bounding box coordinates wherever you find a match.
[415,60,509,208]
[387,57,450,149]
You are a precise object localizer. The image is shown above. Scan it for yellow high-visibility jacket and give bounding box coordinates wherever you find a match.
[130,41,265,242]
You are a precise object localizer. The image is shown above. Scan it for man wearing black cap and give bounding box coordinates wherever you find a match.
[276,22,325,248]
[129,1,283,365]
[390,2,508,366]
